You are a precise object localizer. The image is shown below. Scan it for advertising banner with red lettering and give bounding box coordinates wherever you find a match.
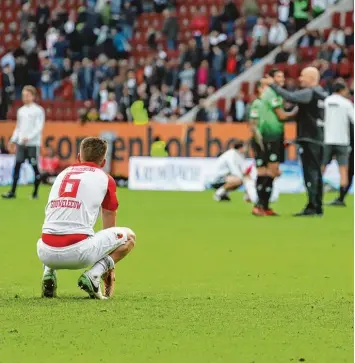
[0,122,297,176]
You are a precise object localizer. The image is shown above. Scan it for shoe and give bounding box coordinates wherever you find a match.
[293,209,323,217]
[264,208,280,216]
[31,194,39,200]
[2,191,16,199]
[103,269,115,298]
[326,199,346,207]
[42,272,57,298]
[78,271,107,300]
[252,206,265,216]
[213,194,231,202]
[220,195,231,202]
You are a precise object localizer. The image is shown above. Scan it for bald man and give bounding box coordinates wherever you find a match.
[265,67,328,216]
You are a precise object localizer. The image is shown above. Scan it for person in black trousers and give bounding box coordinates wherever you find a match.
[0,64,15,120]
[265,67,328,216]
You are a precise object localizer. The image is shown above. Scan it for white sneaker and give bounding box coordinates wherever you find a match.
[78,271,107,300]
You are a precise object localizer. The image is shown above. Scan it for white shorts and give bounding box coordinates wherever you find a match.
[37,227,133,270]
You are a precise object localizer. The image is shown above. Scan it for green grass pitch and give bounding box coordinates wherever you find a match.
[0,186,353,363]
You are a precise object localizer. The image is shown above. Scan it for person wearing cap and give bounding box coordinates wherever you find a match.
[209,141,251,202]
[265,67,327,217]
[323,81,354,206]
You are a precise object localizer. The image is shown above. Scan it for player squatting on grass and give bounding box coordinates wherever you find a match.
[37,137,136,300]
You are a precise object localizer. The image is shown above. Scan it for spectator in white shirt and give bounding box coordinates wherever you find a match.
[327,27,345,46]
[252,18,268,42]
[268,18,288,47]
[323,82,354,206]
[100,92,118,121]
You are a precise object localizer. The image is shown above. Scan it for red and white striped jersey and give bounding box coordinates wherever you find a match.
[42,162,118,236]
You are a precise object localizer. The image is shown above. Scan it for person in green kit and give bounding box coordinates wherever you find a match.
[252,69,298,216]
[249,80,267,213]
[291,0,310,31]
[150,136,169,157]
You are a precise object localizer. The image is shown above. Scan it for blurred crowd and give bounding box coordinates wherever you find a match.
[0,0,350,122]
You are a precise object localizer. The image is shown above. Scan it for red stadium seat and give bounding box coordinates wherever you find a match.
[332,12,341,27]
[338,60,351,78]
[240,81,250,95]
[345,11,353,27]
[286,64,301,79]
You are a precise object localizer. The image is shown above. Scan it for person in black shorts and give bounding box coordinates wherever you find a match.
[250,70,297,216]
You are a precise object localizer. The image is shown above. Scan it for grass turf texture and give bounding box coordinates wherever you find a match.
[0,186,353,363]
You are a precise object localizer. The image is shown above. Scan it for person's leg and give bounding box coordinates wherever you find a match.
[214,176,242,201]
[2,145,25,198]
[252,140,268,215]
[262,141,282,215]
[296,142,323,215]
[78,227,136,299]
[48,83,55,100]
[41,83,48,100]
[345,147,354,195]
[264,161,281,214]
[330,146,349,205]
[28,146,41,198]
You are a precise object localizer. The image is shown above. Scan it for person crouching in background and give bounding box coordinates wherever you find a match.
[40,147,60,184]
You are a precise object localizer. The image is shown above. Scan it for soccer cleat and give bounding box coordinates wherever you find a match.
[42,272,57,298]
[326,199,346,207]
[264,208,280,216]
[252,206,265,216]
[293,209,323,217]
[78,271,107,300]
[103,269,116,298]
[2,191,16,199]
[31,194,39,200]
[220,195,231,202]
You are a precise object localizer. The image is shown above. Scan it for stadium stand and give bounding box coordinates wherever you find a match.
[0,0,353,122]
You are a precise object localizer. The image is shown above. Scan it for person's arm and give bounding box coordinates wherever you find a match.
[101,175,119,229]
[25,107,45,142]
[347,101,354,124]
[270,84,313,104]
[248,107,263,149]
[10,110,20,144]
[226,152,242,177]
[102,208,117,229]
[274,106,298,121]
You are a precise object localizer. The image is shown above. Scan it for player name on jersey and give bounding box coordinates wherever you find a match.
[50,199,82,209]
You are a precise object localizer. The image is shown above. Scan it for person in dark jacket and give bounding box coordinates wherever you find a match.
[0,64,15,120]
[265,67,328,216]
[162,9,179,50]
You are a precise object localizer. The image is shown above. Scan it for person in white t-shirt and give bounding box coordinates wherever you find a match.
[100,92,118,121]
[37,137,136,299]
[268,18,288,47]
[210,141,252,202]
[2,86,45,200]
[323,82,354,206]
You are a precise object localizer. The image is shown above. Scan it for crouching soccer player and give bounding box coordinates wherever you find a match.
[37,137,136,300]
[211,141,252,202]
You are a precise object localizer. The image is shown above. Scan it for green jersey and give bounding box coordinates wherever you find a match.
[249,98,263,121]
[259,87,284,141]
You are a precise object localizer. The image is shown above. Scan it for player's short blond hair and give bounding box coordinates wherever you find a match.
[80,137,108,164]
[23,85,37,97]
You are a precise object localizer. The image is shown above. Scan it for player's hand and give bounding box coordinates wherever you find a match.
[290,106,299,116]
[22,137,28,145]
[7,142,16,154]
[254,130,264,151]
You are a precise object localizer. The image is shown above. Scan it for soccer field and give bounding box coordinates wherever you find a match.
[0,186,353,363]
